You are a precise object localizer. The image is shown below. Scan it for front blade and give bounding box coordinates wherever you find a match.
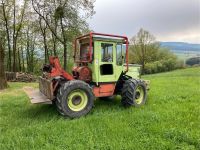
[23,87,52,104]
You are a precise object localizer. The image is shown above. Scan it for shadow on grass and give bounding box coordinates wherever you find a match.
[22,96,124,120]
[95,97,121,107]
[22,104,59,120]
[91,96,126,114]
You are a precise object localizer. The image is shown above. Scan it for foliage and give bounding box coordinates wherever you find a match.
[0,0,95,73]
[129,28,159,73]
[0,67,200,149]
[129,29,184,74]
[186,57,200,66]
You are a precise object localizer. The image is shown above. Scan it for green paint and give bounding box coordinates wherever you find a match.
[135,85,144,104]
[125,64,141,79]
[86,38,141,84]
[67,89,88,111]
[89,39,125,84]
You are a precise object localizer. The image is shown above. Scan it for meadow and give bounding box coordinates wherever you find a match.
[0,67,200,149]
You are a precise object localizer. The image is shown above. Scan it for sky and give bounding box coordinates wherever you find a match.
[88,0,200,43]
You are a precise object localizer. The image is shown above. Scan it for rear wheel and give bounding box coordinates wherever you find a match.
[121,79,147,107]
[56,80,94,118]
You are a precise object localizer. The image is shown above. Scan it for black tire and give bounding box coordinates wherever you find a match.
[56,80,95,118]
[121,79,147,107]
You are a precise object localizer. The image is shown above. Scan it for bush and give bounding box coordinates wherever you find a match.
[143,47,185,74]
[144,58,184,74]
[186,57,200,66]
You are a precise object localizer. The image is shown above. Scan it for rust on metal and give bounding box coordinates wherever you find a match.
[39,76,54,100]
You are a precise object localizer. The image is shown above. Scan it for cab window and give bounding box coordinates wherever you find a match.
[116,44,123,65]
[101,43,113,62]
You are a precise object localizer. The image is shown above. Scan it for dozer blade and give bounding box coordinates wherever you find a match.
[23,87,52,104]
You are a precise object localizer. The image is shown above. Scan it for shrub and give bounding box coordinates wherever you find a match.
[144,58,183,74]
[186,57,200,66]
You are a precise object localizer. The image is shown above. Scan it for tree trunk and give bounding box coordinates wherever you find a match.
[0,38,8,90]
[52,32,57,56]
[21,48,25,72]
[63,43,67,70]
[30,36,35,72]
[12,0,16,72]
[13,40,17,72]
[60,17,67,70]
[44,35,48,63]
[26,36,30,72]
[18,48,21,72]
[39,17,49,63]
[2,2,12,71]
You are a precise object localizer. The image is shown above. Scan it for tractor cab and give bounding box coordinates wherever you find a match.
[72,33,129,85]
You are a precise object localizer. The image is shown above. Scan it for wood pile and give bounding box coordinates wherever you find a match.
[6,72,37,82]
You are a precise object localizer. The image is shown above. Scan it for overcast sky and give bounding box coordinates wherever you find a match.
[88,0,200,43]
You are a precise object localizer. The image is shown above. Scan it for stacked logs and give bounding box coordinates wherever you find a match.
[5,72,36,82]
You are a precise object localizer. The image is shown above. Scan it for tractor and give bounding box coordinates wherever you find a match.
[24,32,148,118]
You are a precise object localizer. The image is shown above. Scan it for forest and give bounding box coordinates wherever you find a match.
[0,0,95,73]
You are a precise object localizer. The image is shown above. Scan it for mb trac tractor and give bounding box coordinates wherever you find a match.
[24,32,148,118]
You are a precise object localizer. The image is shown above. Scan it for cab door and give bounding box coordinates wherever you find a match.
[98,42,116,82]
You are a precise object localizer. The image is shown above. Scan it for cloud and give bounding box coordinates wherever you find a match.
[88,0,200,43]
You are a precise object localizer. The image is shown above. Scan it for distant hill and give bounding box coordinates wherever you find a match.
[160,42,200,60]
[160,42,200,52]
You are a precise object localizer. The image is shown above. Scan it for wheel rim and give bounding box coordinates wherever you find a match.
[67,89,88,111]
[135,85,144,104]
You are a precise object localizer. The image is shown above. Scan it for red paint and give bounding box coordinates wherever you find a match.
[49,56,74,80]
[72,66,92,82]
[93,83,116,97]
[89,32,93,63]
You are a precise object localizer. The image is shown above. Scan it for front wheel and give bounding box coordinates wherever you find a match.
[121,79,147,107]
[56,80,94,118]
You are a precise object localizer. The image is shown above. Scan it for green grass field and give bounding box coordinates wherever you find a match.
[0,67,200,150]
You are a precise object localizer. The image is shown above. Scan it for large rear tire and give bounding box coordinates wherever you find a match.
[56,80,94,118]
[121,79,147,107]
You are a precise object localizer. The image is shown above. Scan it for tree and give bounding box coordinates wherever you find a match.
[130,28,159,73]
[0,38,8,90]
[32,0,95,70]
[0,6,8,89]
[1,0,12,71]
[39,16,49,63]
[12,0,27,72]
[0,0,94,75]
[1,0,28,72]
[129,28,182,74]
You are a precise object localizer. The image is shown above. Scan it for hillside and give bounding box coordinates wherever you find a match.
[160,42,200,52]
[160,42,200,60]
[0,67,200,149]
